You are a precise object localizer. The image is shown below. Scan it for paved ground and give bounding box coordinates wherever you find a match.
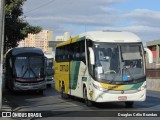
[1,86,160,120]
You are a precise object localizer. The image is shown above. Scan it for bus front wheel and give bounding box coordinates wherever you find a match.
[125,101,134,108]
[83,87,92,107]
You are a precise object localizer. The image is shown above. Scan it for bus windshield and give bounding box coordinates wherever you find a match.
[14,56,44,78]
[46,58,54,76]
[91,42,145,83]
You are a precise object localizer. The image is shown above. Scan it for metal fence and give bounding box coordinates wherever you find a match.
[146,69,160,79]
[146,63,160,69]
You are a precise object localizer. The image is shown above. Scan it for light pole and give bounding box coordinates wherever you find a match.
[0,0,5,109]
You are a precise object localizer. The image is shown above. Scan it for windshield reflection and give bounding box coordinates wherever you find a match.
[94,44,120,82]
[121,45,144,81]
[90,42,145,83]
[15,57,44,78]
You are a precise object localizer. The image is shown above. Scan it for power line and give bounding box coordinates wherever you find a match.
[25,0,56,14]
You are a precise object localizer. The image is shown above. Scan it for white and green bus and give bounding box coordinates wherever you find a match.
[54,31,151,107]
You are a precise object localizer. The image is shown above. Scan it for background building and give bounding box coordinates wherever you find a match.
[146,39,160,68]
[48,35,64,58]
[146,40,160,79]
[18,30,53,54]
[48,32,70,58]
[55,36,64,41]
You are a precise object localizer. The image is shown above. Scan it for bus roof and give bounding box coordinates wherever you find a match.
[56,31,141,47]
[7,47,44,56]
[81,31,141,42]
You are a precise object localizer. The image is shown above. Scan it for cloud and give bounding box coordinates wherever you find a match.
[96,25,160,42]
[23,0,122,38]
[24,0,121,25]
[24,0,121,16]
[23,0,160,42]
[123,9,160,27]
[26,15,118,26]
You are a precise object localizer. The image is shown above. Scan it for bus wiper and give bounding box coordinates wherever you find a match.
[108,70,120,84]
[108,75,117,84]
[30,68,38,78]
[21,68,28,78]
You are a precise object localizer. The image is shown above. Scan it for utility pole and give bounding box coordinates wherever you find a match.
[0,0,5,109]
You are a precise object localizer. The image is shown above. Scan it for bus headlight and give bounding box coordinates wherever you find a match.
[138,85,146,91]
[93,83,107,91]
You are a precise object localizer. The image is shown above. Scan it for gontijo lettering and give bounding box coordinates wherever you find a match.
[60,65,69,72]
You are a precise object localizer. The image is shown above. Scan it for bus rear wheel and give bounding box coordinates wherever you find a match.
[125,101,134,108]
[83,87,92,107]
[61,84,69,99]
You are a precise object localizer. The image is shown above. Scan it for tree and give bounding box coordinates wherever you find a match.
[4,0,42,53]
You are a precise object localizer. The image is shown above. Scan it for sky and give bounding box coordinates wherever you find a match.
[23,0,160,43]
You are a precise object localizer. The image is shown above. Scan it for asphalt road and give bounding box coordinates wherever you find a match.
[2,87,160,120]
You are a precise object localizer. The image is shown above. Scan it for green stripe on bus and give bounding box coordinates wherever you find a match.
[70,61,80,89]
[124,82,144,90]
[77,36,85,41]
[132,82,144,89]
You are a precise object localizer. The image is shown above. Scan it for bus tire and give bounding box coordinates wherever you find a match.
[125,101,134,108]
[61,84,69,99]
[83,87,92,107]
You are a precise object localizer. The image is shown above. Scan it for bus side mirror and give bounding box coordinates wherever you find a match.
[88,47,95,65]
[144,48,153,63]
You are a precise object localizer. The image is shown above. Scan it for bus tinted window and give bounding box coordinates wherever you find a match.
[55,40,85,63]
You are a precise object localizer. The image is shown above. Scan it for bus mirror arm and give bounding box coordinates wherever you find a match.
[88,47,95,65]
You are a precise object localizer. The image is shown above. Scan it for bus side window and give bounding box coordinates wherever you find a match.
[73,41,86,64]
[71,43,79,61]
[81,52,86,64]
[55,47,62,62]
[75,43,80,61]
[56,41,86,63]
[80,41,86,64]
[64,45,70,62]
[70,43,76,61]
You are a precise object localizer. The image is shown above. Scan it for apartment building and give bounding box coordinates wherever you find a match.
[18,30,53,53]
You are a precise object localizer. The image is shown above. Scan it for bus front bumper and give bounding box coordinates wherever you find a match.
[13,81,46,91]
[91,89,146,103]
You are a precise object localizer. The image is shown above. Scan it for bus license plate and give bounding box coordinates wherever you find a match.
[118,96,127,101]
